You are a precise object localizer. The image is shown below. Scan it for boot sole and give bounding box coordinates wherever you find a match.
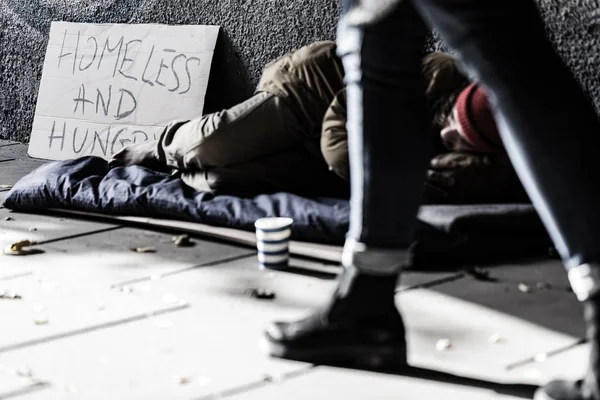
[262,337,408,370]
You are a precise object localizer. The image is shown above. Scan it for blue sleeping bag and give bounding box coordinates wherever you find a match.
[3,156,551,265]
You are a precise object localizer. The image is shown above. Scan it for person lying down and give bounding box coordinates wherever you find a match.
[109,41,529,204]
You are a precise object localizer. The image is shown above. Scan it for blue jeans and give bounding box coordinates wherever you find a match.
[340,0,600,270]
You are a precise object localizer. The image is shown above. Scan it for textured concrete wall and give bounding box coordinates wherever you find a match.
[1,0,600,142]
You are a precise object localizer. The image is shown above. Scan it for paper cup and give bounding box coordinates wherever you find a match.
[254,217,293,269]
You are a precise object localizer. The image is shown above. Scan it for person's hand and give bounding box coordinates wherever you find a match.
[424,152,528,204]
[108,140,169,172]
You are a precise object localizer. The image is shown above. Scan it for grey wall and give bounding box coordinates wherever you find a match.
[1,0,599,142]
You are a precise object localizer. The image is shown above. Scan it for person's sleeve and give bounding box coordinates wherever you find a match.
[155,119,192,169]
[321,88,350,181]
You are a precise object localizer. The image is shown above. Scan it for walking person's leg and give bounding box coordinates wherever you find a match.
[411,0,600,398]
[264,0,431,368]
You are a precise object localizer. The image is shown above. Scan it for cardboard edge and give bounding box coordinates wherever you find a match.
[47,209,343,263]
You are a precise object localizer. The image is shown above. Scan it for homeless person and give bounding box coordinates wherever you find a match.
[110,41,526,203]
[263,3,600,400]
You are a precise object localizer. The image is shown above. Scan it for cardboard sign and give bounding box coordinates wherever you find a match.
[28,22,219,160]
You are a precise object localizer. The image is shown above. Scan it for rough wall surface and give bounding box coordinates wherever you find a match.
[1,0,599,142]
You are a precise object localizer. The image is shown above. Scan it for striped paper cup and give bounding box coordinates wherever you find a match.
[254,217,293,269]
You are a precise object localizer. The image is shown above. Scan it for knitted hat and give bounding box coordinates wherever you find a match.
[455,83,505,153]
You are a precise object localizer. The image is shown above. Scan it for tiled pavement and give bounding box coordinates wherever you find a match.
[0,141,586,399]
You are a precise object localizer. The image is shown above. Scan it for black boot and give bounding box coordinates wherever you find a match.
[263,265,407,369]
[535,297,600,400]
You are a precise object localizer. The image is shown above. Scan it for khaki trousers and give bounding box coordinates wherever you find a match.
[157,92,349,198]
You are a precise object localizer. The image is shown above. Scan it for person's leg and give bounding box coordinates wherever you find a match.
[264,0,430,368]
[110,92,307,170]
[181,145,349,198]
[411,0,600,398]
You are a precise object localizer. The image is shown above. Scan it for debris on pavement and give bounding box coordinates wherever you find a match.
[9,240,36,252]
[28,227,37,232]
[488,333,504,344]
[119,286,134,294]
[3,240,42,256]
[16,366,33,378]
[518,283,532,293]
[262,374,280,383]
[34,318,49,326]
[0,185,12,189]
[175,375,192,385]
[172,234,194,247]
[246,288,276,300]
[130,247,156,253]
[436,339,452,351]
[4,216,14,221]
[0,290,22,300]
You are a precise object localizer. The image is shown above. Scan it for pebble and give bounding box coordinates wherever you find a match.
[247,288,276,300]
[175,375,192,385]
[172,234,194,247]
[518,283,532,293]
[3,240,38,256]
[34,318,49,326]
[130,247,156,253]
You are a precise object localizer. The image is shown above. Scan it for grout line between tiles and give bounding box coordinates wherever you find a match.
[0,382,51,400]
[0,272,33,282]
[0,303,190,354]
[397,273,466,293]
[111,252,257,288]
[35,225,125,246]
[506,338,586,370]
[192,365,316,400]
